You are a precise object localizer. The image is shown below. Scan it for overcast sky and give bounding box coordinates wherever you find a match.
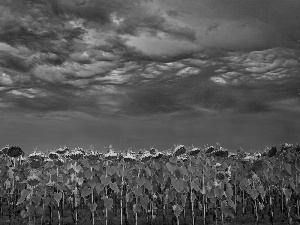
[0,0,300,154]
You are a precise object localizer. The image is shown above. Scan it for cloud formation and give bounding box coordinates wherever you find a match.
[0,0,299,121]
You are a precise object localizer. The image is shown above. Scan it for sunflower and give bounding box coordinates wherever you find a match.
[188,148,201,156]
[174,145,186,157]
[48,152,59,160]
[56,147,69,155]
[153,152,164,160]
[69,149,84,160]
[123,152,136,163]
[216,171,226,181]
[27,174,40,188]
[104,150,118,160]
[54,158,64,167]
[212,147,228,158]
[0,146,9,156]
[150,148,157,155]
[140,151,152,163]
[178,155,188,162]
[28,152,45,161]
[295,144,300,154]
[7,146,23,158]
[267,147,277,157]
[30,159,42,169]
[251,160,263,173]
[85,151,100,161]
[205,146,215,154]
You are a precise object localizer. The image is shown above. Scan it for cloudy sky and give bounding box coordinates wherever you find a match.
[0,0,300,154]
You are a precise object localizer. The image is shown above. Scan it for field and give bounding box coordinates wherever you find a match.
[0,143,300,225]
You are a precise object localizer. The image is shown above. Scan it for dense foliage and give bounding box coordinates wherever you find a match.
[0,143,300,225]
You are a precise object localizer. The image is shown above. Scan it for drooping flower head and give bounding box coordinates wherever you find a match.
[212,146,228,158]
[48,151,59,160]
[85,151,100,161]
[69,148,84,161]
[140,151,152,163]
[54,158,64,167]
[30,159,42,169]
[205,146,215,154]
[251,159,263,173]
[267,147,277,157]
[123,151,136,163]
[104,149,118,160]
[56,147,69,155]
[28,152,45,161]
[153,151,164,160]
[174,145,186,157]
[188,147,201,156]
[27,174,40,189]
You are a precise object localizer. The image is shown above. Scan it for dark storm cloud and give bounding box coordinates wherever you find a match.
[0,0,299,121]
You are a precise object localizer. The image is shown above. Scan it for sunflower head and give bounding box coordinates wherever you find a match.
[150,148,157,155]
[54,158,64,167]
[48,152,59,160]
[174,145,186,157]
[85,151,100,161]
[188,148,201,156]
[0,146,9,156]
[7,146,23,158]
[251,159,263,173]
[30,159,42,169]
[216,171,226,181]
[205,146,215,154]
[267,147,277,157]
[56,147,69,155]
[153,152,164,160]
[104,150,118,160]
[69,149,84,161]
[212,147,228,158]
[27,174,40,188]
[123,152,136,163]
[28,152,44,161]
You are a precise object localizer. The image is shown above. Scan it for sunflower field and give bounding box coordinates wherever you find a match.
[0,143,300,225]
